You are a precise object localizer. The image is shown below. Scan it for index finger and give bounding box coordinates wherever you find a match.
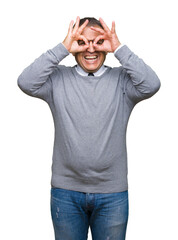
[78,35,89,46]
[93,35,104,45]
[90,26,105,35]
[99,18,110,33]
[78,19,89,34]
[73,16,80,33]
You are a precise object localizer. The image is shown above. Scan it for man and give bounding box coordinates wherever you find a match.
[17,17,161,240]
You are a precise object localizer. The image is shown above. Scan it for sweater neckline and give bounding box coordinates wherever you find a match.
[71,65,111,80]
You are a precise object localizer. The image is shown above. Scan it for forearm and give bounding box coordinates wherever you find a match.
[17,43,69,99]
[115,45,161,104]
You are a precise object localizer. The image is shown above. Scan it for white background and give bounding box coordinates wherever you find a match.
[1,0,178,239]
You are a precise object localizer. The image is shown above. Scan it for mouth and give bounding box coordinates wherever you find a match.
[84,55,98,60]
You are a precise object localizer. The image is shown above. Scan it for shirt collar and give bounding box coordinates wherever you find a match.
[75,64,108,77]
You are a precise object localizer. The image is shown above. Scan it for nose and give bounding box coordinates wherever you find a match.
[87,41,95,53]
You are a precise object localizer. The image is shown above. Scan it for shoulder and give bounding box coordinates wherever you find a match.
[50,65,73,77]
[46,65,73,85]
[56,65,72,72]
[107,66,124,76]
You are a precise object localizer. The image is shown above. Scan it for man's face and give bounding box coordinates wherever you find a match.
[74,26,107,73]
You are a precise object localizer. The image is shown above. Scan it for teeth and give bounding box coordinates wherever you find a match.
[84,56,98,60]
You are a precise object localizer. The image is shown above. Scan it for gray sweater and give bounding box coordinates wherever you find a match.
[17,43,161,193]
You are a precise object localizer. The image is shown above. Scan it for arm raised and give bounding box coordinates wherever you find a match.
[17,43,69,102]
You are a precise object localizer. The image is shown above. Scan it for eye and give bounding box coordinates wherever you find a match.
[97,39,104,45]
[78,40,85,46]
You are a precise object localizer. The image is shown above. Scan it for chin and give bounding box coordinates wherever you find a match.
[86,68,97,73]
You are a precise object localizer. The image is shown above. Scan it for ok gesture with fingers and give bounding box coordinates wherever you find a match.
[63,16,89,54]
[91,18,121,53]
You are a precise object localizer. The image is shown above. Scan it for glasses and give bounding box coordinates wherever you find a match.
[77,39,104,46]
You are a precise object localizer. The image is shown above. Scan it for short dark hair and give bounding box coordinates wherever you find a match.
[74,17,104,29]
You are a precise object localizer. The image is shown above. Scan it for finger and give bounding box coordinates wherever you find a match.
[99,17,110,33]
[93,44,104,52]
[79,35,89,46]
[73,16,80,33]
[78,44,89,52]
[78,19,89,34]
[111,21,115,34]
[90,26,105,35]
[93,35,105,45]
[68,20,74,34]
[76,41,89,52]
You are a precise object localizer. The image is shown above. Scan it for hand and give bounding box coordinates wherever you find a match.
[91,18,121,53]
[62,16,89,54]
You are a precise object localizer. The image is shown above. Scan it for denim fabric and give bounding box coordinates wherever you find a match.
[51,187,129,240]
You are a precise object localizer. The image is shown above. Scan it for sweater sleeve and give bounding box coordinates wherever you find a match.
[114,45,161,106]
[17,43,69,102]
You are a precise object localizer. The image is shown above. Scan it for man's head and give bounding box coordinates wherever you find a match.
[73,17,107,73]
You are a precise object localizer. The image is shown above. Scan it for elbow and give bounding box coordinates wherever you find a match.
[17,74,23,89]
[17,73,30,94]
[143,65,161,97]
[150,74,161,96]
[138,74,161,100]
[143,68,161,97]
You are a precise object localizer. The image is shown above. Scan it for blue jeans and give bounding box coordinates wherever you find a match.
[51,188,129,240]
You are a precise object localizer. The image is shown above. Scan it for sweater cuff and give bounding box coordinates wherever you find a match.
[114,45,133,65]
[114,44,125,54]
[51,42,70,63]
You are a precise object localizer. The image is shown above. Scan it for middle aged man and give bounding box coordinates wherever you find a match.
[17,17,161,240]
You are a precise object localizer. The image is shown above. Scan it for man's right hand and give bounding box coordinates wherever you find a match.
[62,16,89,54]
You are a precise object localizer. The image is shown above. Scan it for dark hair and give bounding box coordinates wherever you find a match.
[74,17,104,29]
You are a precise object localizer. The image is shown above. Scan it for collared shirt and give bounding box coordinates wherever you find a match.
[75,64,107,76]
[75,44,125,76]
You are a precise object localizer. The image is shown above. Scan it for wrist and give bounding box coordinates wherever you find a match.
[112,41,121,52]
[114,44,125,55]
[62,38,71,52]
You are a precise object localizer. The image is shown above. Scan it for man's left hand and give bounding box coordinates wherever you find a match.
[91,18,121,53]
